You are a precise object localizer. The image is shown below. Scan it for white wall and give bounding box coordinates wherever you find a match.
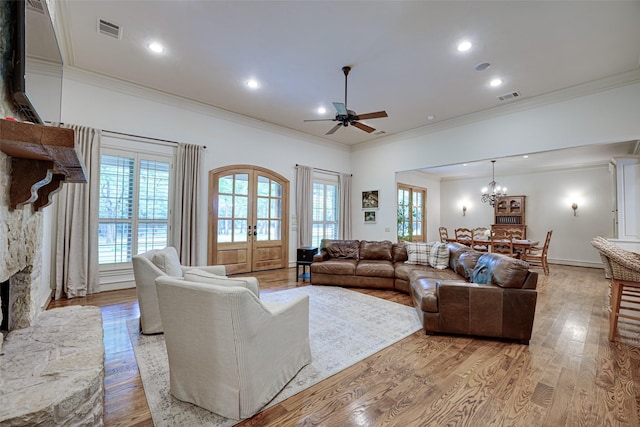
[350,80,640,251]
[440,165,614,267]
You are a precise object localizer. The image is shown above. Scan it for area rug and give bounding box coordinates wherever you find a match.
[128,285,422,426]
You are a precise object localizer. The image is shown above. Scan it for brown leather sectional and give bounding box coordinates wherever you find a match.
[311,239,539,344]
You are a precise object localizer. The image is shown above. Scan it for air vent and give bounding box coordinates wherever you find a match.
[374,130,386,136]
[98,19,121,39]
[497,91,521,102]
[26,0,45,14]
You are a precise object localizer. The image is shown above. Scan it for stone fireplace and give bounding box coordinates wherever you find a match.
[0,151,45,351]
[0,150,106,425]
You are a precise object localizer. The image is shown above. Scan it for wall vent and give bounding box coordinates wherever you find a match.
[26,0,46,14]
[374,130,386,136]
[497,91,521,102]
[98,19,122,39]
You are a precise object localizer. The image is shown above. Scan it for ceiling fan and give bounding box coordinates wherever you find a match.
[304,66,388,135]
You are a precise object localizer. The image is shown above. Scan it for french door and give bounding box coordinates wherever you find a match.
[208,165,289,274]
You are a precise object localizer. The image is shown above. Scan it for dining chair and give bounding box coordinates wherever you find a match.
[454,228,473,246]
[438,226,449,243]
[523,230,552,275]
[591,237,640,341]
[490,229,515,257]
[471,227,489,252]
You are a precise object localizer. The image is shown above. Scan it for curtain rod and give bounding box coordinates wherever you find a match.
[47,122,207,149]
[296,164,352,177]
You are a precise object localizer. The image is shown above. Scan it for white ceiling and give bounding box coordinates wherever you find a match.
[53,1,640,174]
[56,1,640,145]
[421,140,639,180]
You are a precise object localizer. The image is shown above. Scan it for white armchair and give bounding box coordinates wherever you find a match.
[132,247,227,334]
[155,276,311,420]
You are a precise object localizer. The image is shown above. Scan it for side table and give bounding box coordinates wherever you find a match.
[296,247,318,282]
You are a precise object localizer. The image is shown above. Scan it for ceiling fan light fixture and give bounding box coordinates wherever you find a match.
[303,65,388,135]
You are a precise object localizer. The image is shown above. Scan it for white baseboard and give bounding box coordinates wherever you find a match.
[100,280,135,292]
[548,258,603,269]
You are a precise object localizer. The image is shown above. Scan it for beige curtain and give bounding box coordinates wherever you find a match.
[53,124,101,299]
[295,165,313,248]
[339,173,352,239]
[173,143,203,265]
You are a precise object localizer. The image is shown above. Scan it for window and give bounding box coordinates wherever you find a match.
[98,149,172,265]
[397,184,426,242]
[312,180,339,248]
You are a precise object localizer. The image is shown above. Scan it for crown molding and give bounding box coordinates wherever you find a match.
[353,69,640,153]
[61,67,350,153]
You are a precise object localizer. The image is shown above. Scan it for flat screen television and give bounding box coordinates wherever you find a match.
[11,0,63,125]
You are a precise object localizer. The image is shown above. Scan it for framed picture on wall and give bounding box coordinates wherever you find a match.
[364,211,376,224]
[362,190,379,209]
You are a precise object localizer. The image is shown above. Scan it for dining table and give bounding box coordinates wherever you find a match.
[446,237,539,257]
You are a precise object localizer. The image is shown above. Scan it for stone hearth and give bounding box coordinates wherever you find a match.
[0,306,105,425]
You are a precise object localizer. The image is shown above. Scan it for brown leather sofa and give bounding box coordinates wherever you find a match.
[311,239,538,344]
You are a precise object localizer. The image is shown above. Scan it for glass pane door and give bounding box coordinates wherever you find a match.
[217,173,249,243]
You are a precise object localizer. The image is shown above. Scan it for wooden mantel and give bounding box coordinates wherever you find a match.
[0,119,87,210]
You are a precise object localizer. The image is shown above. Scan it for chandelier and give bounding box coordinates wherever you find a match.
[481,160,507,207]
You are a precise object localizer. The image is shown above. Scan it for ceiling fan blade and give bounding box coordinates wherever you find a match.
[325,123,342,135]
[303,119,337,122]
[333,102,348,116]
[353,111,388,120]
[352,122,376,133]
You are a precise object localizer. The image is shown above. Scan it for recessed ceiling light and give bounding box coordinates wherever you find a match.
[317,107,327,114]
[475,62,491,71]
[523,155,529,158]
[427,115,435,120]
[463,163,468,166]
[457,40,472,52]
[489,78,503,87]
[147,42,164,54]
[246,79,260,89]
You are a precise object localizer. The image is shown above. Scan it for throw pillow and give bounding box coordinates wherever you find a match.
[428,242,450,270]
[405,242,431,265]
[183,269,260,297]
[455,251,483,281]
[151,247,183,277]
[471,263,492,284]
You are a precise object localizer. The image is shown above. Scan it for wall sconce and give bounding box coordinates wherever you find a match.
[462,206,467,216]
[571,202,578,216]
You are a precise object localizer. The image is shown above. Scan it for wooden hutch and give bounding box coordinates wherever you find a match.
[492,195,526,238]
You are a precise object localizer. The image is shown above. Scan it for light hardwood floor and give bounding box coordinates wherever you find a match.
[48,265,640,426]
